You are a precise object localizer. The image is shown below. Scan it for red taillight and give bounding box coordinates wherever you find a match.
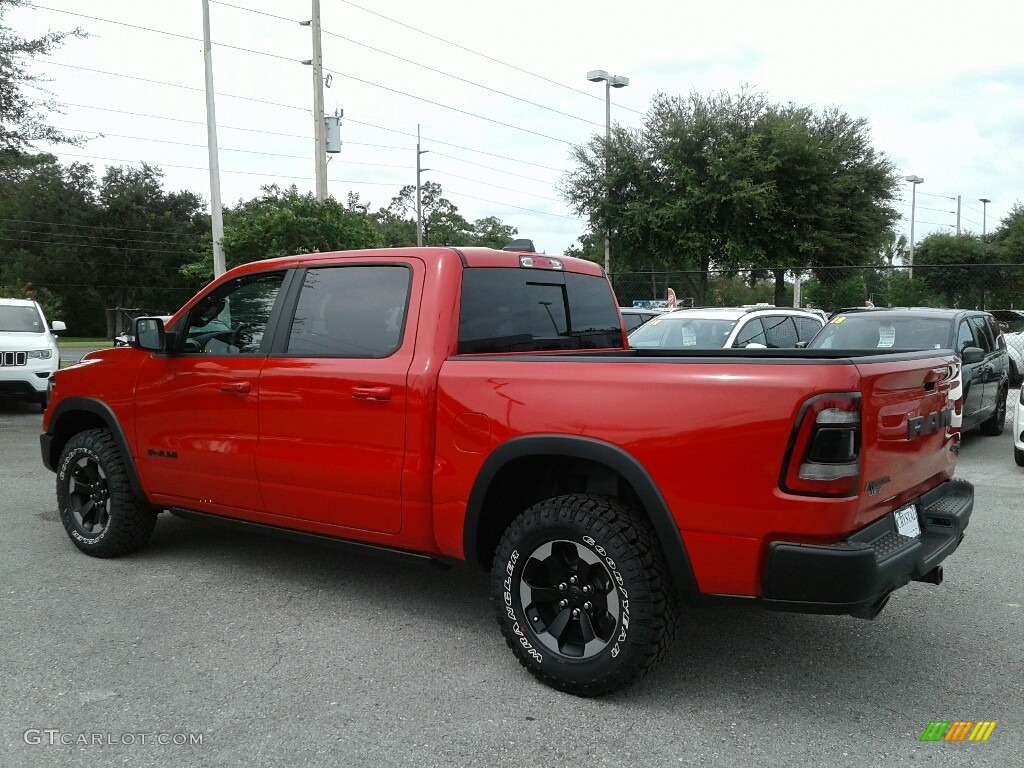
[780,393,861,497]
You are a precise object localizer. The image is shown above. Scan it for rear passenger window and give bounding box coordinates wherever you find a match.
[733,319,766,347]
[286,265,411,358]
[762,316,799,348]
[794,316,823,343]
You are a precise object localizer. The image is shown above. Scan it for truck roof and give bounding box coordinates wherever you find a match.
[217,247,606,279]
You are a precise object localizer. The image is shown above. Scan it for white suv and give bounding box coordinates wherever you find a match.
[0,298,66,411]
[627,306,825,349]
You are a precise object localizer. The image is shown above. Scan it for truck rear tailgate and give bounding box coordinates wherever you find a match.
[850,352,959,530]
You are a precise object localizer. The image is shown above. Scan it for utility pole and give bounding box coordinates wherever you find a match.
[956,194,961,235]
[301,0,328,201]
[980,198,991,236]
[201,0,226,278]
[416,124,430,247]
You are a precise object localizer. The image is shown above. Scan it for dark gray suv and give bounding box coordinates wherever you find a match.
[808,308,1009,436]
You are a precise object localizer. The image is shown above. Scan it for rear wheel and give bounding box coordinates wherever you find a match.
[980,384,1007,436]
[56,429,156,556]
[1015,447,1024,468]
[491,494,677,696]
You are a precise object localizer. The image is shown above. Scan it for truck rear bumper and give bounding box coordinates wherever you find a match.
[760,478,973,616]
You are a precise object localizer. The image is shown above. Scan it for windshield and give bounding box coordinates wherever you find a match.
[0,305,44,333]
[808,315,952,350]
[628,314,739,349]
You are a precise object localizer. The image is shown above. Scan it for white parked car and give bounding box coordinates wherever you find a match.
[1014,387,1024,467]
[0,298,65,411]
[627,306,824,349]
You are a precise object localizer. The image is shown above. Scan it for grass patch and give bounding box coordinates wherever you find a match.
[58,338,108,348]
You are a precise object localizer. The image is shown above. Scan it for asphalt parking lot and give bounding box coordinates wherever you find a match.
[1,395,1021,767]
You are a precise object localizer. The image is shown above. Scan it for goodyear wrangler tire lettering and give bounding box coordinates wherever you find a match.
[490,494,678,697]
[56,429,157,558]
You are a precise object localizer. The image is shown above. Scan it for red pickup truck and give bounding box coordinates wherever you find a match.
[41,247,973,695]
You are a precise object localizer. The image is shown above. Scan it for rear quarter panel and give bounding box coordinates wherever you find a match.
[433,351,959,596]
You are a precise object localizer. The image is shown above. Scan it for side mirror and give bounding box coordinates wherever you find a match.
[133,317,166,351]
[744,342,767,349]
[794,340,809,348]
[51,320,66,333]
[960,346,984,365]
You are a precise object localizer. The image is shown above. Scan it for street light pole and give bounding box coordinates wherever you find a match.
[201,0,225,278]
[979,198,991,237]
[905,175,924,278]
[587,69,629,275]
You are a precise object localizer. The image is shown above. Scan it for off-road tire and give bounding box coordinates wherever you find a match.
[56,428,156,557]
[491,494,678,696]
[980,384,1007,436]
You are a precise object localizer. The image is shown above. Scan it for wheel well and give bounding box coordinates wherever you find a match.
[48,410,108,467]
[473,454,644,571]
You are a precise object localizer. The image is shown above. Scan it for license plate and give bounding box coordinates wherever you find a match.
[894,504,921,538]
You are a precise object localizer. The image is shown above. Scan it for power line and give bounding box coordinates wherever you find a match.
[431,152,556,185]
[25,8,583,145]
[334,0,645,116]
[52,126,413,168]
[2,225,201,249]
[0,216,201,240]
[323,67,575,145]
[430,170,562,202]
[896,203,954,214]
[52,151,408,186]
[0,234,199,256]
[32,5,301,65]
[917,191,957,201]
[32,60,310,112]
[318,29,601,127]
[442,189,580,220]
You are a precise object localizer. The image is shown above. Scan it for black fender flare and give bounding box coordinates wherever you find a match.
[463,434,699,598]
[42,396,148,504]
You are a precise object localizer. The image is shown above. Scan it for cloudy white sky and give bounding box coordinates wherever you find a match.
[11,0,1024,259]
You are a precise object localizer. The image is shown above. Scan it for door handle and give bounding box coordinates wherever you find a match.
[352,385,392,401]
[219,381,251,394]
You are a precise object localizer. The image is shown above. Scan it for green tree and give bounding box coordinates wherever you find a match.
[564,231,602,265]
[914,233,988,307]
[1,0,85,158]
[182,185,382,279]
[0,154,101,332]
[93,163,208,313]
[384,181,472,245]
[466,216,517,248]
[0,158,207,334]
[561,87,900,305]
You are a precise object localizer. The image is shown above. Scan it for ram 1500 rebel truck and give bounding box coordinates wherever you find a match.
[41,247,973,696]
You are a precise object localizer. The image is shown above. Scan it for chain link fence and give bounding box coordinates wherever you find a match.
[610,264,1024,314]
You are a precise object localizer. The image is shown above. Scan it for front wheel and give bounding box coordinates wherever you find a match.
[980,384,1007,436]
[491,494,677,696]
[1015,447,1024,468]
[56,429,156,557]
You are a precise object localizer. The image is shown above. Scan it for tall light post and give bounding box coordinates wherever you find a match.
[979,198,991,237]
[905,175,924,278]
[586,69,629,275]
[201,0,225,277]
